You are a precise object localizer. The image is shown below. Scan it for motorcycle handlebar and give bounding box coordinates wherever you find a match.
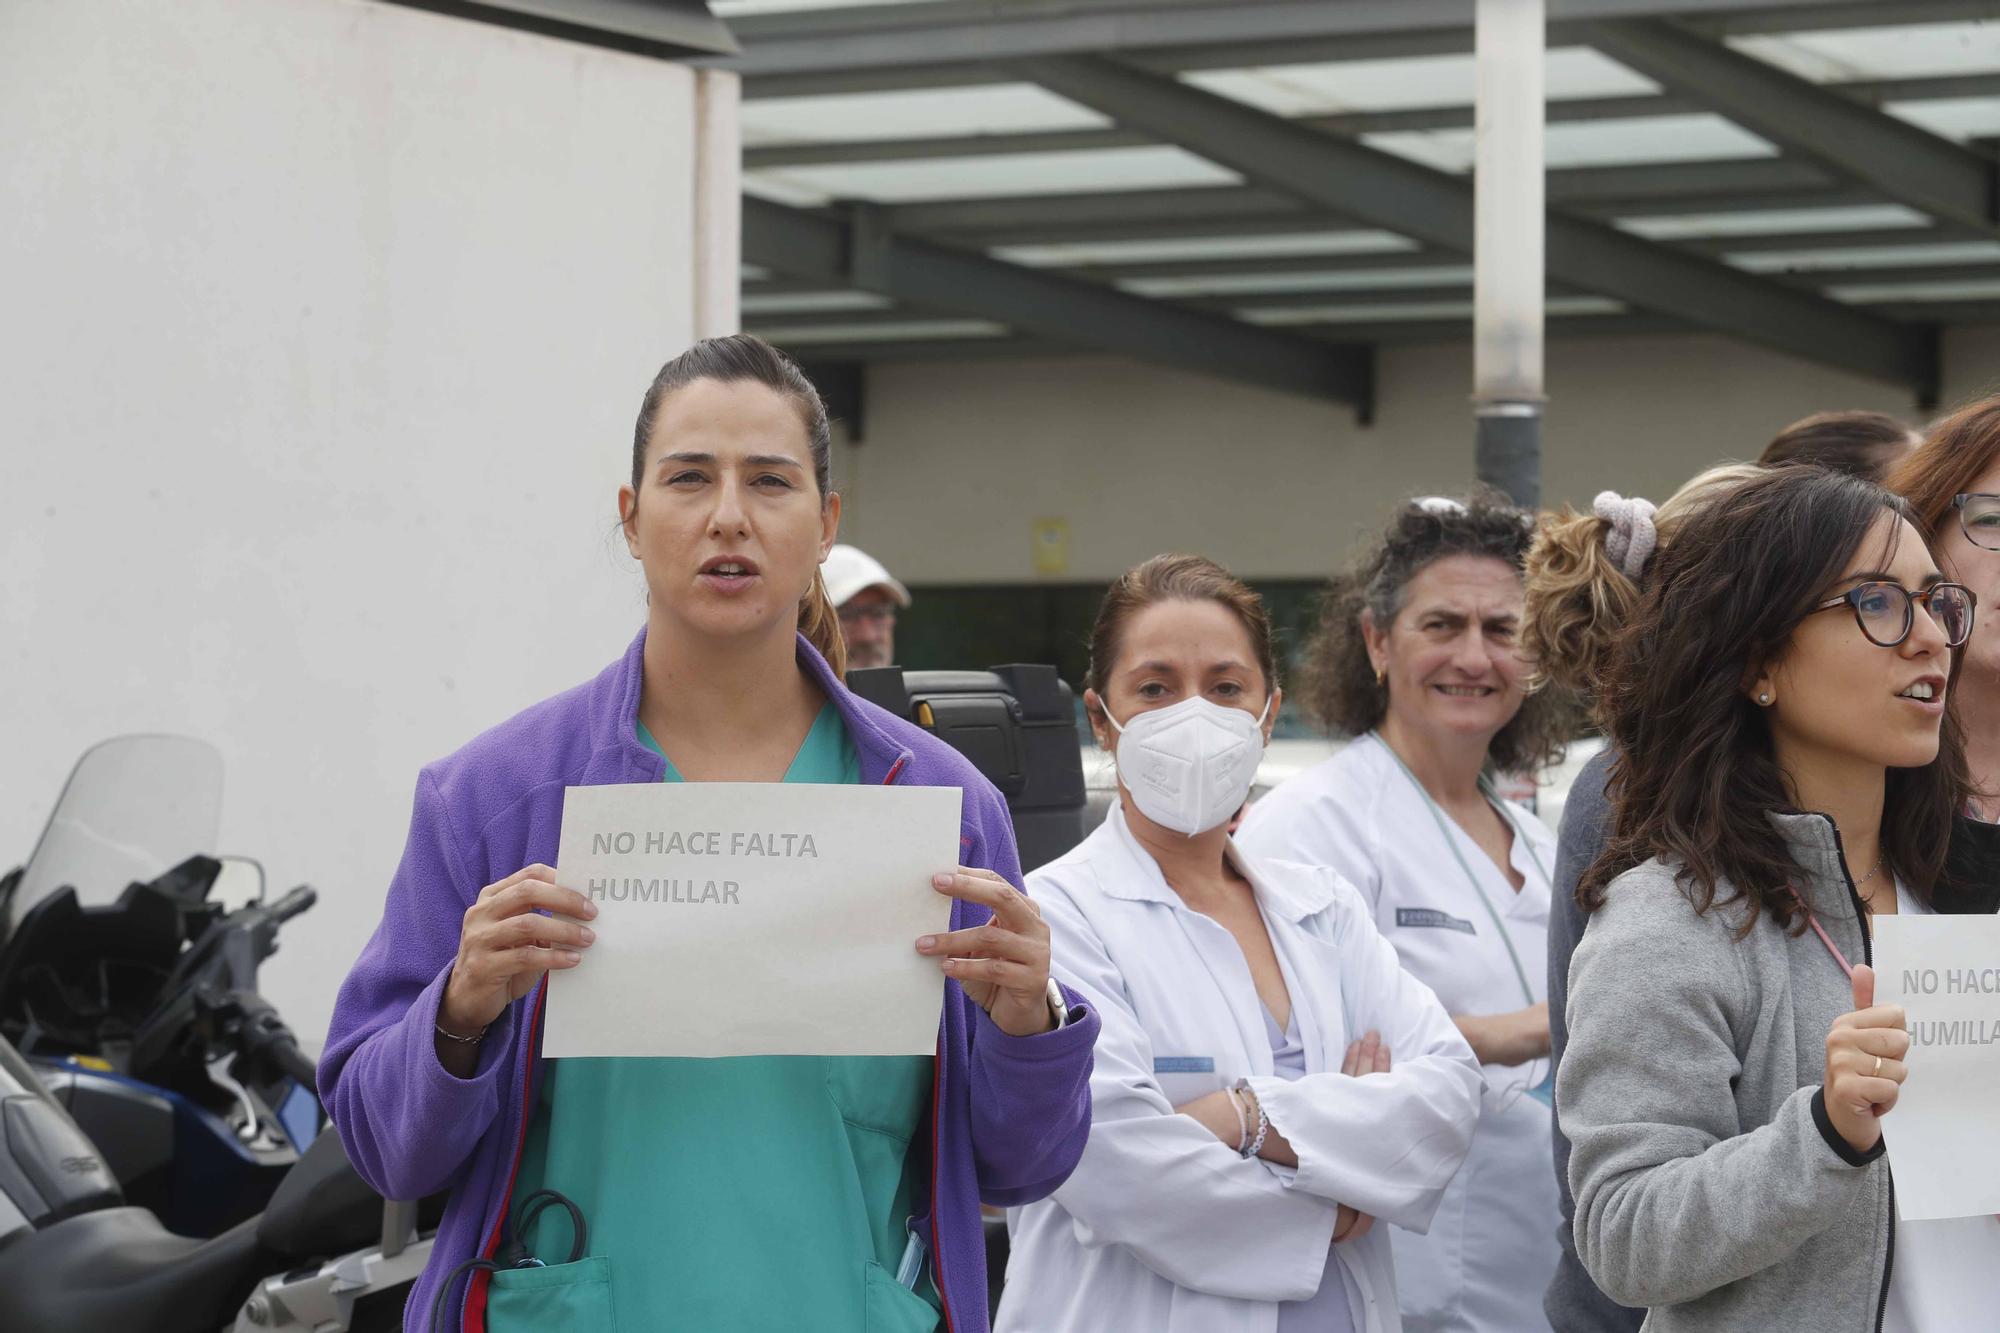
[227,990,320,1089]
[268,1038,319,1090]
[268,885,316,924]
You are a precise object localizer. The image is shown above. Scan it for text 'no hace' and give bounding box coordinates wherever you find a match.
[591,829,820,858]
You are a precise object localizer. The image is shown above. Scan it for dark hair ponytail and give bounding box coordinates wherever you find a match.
[629,334,846,674]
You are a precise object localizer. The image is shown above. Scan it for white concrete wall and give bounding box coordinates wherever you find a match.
[835,326,2000,583]
[2,0,722,1046]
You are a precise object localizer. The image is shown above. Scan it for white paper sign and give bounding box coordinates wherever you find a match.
[1873,914,2000,1221]
[543,781,961,1059]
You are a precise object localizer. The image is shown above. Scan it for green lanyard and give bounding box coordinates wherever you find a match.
[1370,732,1547,1010]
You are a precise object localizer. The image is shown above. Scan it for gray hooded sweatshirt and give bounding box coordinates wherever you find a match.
[1560,811,1894,1331]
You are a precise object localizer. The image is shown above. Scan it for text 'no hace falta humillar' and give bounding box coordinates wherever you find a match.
[585,826,822,904]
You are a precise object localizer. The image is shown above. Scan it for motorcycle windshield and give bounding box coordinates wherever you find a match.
[11,735,223,931]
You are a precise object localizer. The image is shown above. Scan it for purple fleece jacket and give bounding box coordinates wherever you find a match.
[319,629,1098,1333]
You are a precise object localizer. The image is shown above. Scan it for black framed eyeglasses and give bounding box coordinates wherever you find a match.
[1810,581,1976,648]
[1954,493,2000,551]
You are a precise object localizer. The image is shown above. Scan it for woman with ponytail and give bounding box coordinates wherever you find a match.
[320,334,1098,1333]
[1521,464,1760,1333]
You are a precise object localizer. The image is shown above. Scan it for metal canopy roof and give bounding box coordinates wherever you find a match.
[617,2,2000,410]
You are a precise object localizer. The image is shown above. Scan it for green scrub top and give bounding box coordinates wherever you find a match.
[490,701,942,1333]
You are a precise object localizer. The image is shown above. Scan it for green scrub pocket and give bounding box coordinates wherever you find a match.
[863,1261,941,1333]
[487,1257,616,1332]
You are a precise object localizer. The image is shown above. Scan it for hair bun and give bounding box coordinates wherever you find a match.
[1592,490,1659,580]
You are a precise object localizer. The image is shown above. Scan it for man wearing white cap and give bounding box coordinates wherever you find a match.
[821,544,911,672]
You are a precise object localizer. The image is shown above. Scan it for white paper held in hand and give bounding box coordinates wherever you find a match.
[1872,913,2000,1221]
[543,781,962,1059]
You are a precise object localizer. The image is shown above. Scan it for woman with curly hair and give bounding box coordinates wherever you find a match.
[1239,493,1571,1333]
[1519,464,1761,1333]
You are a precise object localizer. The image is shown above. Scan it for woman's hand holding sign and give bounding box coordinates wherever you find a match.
[1825,962,1910,1154]
[436,864,597,1074]
[917,867,1056,1037]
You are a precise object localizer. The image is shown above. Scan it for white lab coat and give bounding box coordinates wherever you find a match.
[1237,733,1562,1333]
[998,805,1482,1333]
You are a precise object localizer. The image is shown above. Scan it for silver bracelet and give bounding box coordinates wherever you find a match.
[1237,1081,1270,1160]
[435,1020,489,1044]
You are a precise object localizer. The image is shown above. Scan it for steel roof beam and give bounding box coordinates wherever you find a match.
[744,73,2000,168]
[1583,18,2000,234]
[1011,53,1934,391]
[731,3,2000,98]
[712,0,1908,80]
[742,196,1376,412]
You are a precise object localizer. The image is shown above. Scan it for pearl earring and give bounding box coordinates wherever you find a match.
[1758,693,1771,705]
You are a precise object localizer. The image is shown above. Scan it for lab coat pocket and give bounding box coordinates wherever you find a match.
[864,1259,943,1332]
[1152,1055,1222,1107]
[486,1256,616,1332]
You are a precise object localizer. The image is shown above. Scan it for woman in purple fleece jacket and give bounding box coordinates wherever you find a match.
[318,335,1097,1333]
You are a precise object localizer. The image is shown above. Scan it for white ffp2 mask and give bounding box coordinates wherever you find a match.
[1106,695,1270,836]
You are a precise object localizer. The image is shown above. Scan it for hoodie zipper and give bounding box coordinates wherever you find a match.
[464,980,549,1332]
[1815,816,1894,1333]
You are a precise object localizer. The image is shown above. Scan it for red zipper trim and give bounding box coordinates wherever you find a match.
[882,750,951,1329]
[462,981,548,1332]
[930,1030,953,1333]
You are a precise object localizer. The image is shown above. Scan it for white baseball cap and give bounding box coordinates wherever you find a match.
[821,544,911,609]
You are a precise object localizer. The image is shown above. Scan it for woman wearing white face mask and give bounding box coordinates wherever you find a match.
[997,555,1481,1333]
[1238,494,1573,1333]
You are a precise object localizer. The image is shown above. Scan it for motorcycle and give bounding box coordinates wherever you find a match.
[0,736,435,1331]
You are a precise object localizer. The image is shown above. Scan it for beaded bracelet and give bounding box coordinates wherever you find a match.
[1236,1081,1270,1160]
[1244,1102,1270,1160]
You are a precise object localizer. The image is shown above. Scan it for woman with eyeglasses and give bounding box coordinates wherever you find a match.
[1894,397,2000,832]
[1238,494,1573,1333]
[1561,465,1997,1332]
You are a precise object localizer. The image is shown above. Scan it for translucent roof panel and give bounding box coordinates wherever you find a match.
[1365,114,1776,175]
[1182,48,1655,117]
[741,83,1110,147]
[1887,98,2000,146]
[1121,265,1474,299]
[740,290,893,315]
[713,0,945,15]
[747,318,1007,344]
[993,231,1419,268]
[742,173,837,207]
[1828,278,2000,305]
[743,145,1240,206]
[1243,295,1622,326]
[1729,240,2000,274]
[1730,22,2000,84]
[1618,204,1931,241]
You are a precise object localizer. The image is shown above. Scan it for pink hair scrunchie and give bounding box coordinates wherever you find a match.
[1592,490,1658,580]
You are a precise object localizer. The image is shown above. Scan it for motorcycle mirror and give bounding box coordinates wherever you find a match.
[211,856,267,912]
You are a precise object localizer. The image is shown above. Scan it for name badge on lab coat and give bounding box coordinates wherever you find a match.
[1153,1055,1222,1104]
[1397,907,1477,934]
